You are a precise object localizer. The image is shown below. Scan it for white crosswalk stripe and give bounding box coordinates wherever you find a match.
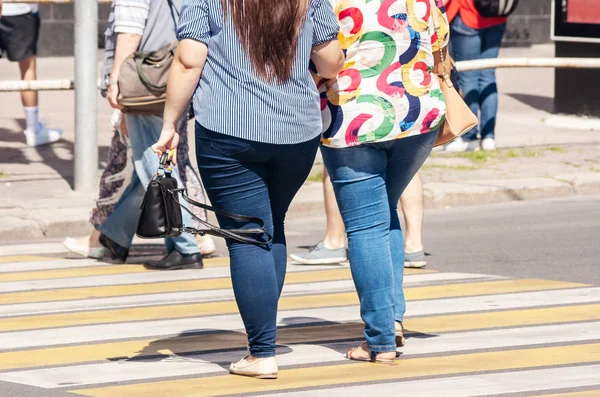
[0,272,502,317]
[0,249,598,397]
[2,322,599,389]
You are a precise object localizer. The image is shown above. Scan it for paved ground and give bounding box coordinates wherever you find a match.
[0,195,599,397]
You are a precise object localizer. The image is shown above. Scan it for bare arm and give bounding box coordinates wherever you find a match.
[152,39,209,164]
[311,40,345,79]
[107,33,142,110]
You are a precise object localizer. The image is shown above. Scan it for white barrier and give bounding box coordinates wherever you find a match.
[456,57,600,72]
[2,57,600,92]
[0,79,74,92]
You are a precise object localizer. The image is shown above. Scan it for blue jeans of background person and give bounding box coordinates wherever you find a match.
[101,114,199,255]
[321,131,437,353]
[450,15,506,141]
[195,123,320,358]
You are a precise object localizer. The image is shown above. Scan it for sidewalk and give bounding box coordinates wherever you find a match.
[1,45,600,240]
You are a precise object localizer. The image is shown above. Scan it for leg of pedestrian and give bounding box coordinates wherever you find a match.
[124,114,201,270]
[289,165,348,265]
[478,22,507,151]
[175,114,216,257]
[63,111,129,259]
[386,133,438,347]
[322,143,397,362]
[446,15,482,152]
[0,6,63,147]
[401,172,427,269]
[267,136,321,293]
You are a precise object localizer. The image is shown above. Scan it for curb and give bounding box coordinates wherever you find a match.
[285,172,600,219]
[1,173,599,241]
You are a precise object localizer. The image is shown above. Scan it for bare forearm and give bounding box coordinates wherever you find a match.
[110,33,142,80]
[163,39,208,128]
[153,40,208,162]
[162,56,201,128]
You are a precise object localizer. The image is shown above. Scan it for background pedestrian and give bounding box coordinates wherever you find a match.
[0,2,62,147]
[444,0,507,152]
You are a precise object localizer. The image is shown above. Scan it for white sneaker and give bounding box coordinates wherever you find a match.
[229,356,278,379]
[444,138,469,152]
[24,123,62,147]
[445,138,481,152]
[481,137,497,151]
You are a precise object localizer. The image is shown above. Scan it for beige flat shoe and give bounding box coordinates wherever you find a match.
[63,237,105,259]
[229,356,278,379]
[196,235,216,257]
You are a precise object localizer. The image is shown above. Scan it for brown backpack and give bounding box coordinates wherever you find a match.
[117,0,179,115]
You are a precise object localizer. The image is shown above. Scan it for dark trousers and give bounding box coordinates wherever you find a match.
[195,123,320,357]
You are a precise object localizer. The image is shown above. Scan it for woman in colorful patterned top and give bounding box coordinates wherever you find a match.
[318,0,449,362]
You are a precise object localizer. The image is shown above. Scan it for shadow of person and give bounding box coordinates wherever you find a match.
[1,119,110,189]
[0,126,31,144]
[106,319,439,371]
[112,329,248,363]
[118,329,294,371]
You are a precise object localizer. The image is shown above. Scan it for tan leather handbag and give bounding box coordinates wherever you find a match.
[430,1,479,147]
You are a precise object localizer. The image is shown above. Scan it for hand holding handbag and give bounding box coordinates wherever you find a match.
[430,0,479,147]
[137,153,272,246]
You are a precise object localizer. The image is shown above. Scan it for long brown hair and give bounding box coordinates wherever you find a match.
[222,0,310,82]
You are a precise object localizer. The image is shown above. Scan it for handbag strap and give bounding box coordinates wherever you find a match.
[169,189,273,246]
[429,0,453,88]
[155,153,272,246]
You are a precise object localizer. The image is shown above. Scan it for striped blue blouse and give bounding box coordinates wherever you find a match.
[177,0,339,144]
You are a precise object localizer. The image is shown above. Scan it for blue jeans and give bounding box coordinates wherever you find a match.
[450,15,506,141]
[321,131,437,353]
[101,114,199,255]
[195,123,320,358]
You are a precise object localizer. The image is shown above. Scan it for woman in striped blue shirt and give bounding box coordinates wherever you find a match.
[152,0,344,379]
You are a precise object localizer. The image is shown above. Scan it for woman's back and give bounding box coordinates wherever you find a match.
[177,0,339,144]
[321,0,449,148]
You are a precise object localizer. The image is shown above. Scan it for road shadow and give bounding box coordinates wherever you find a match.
[0,120,109,188]
[506,93,555,113]
[109,318,439,369]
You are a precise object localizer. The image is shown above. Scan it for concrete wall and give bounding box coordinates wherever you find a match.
[503,0,552,47]
[37,3,111,57]
[37,0,551,57]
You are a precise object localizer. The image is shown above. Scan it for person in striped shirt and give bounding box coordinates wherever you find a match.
[152,0,345,379]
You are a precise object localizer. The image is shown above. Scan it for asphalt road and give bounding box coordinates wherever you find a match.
[0,195,598,397]
[283,194,600,285]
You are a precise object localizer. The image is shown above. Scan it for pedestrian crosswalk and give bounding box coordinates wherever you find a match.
[0,242,599,397]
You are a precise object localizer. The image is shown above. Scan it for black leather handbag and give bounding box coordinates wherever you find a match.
[136,153,271,245]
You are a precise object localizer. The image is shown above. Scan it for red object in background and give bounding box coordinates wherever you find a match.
[567,0,600,24]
